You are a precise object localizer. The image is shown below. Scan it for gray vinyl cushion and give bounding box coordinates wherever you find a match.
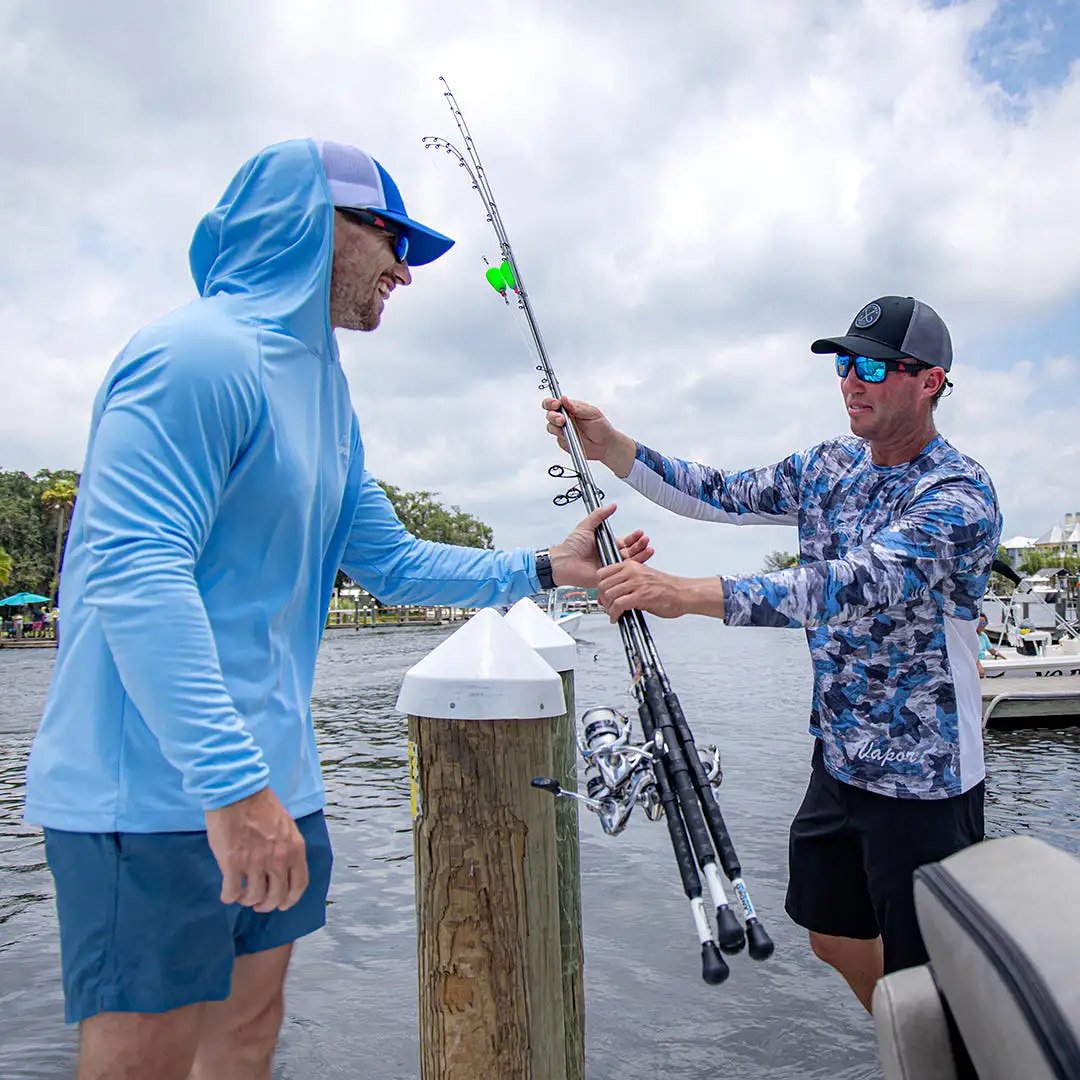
[914,835,1080,1080]
[874,965,960,1080]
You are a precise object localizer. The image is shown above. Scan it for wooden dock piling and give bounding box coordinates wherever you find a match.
[505,597,585,1080]
[398,608,580,1080]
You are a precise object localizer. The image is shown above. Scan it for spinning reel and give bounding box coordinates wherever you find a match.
[533,707,723,837]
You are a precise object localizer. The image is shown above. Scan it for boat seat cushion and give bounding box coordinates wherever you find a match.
[873,964,960,1080]
[913,835,1080,1080]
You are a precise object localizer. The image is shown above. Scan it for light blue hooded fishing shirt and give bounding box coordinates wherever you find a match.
[25,139,541,833]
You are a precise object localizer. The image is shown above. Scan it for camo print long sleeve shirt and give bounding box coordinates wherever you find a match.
[625,434,1002,800]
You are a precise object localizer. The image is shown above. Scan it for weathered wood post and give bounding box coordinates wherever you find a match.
[504,597,585,1080]
[398,608,570,1080]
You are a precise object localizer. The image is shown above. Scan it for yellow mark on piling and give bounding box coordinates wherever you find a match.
[408,740,421,821]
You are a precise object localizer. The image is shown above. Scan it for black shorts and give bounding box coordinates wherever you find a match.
[785,739,984,974]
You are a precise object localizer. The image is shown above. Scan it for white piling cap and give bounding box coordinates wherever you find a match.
[504,597,576,673]
[395,607,566,720]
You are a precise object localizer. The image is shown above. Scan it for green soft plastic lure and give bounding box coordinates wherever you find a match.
[484,259,518,296]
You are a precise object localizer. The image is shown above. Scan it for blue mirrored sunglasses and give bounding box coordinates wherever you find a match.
[835,353,925,383]
[336,207,409,263]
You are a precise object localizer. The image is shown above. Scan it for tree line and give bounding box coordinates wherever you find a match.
[0,469,493,596]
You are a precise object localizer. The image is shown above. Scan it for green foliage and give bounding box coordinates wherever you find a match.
[0,469,79,596]
[1017,548,1080,577]
[41,476,80,600]
[41,478,79,511]
[762,549,799,572]
[376,482,494,549]
[0,547,11,587]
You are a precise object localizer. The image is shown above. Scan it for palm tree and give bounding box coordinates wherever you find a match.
[762,549,799,572]
[41,478,79,603]
[0,547,11,587]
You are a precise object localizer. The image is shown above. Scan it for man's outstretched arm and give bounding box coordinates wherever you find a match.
[543,395,804,526]
[598,478,1000,627]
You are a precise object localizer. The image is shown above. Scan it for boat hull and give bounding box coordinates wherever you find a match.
[981,647,1080,680]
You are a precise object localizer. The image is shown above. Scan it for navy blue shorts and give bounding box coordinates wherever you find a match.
[43,810,333,1024]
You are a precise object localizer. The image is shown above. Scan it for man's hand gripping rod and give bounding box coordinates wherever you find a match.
[424,79,773,984]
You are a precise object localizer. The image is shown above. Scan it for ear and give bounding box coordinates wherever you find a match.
[922,367,946,396]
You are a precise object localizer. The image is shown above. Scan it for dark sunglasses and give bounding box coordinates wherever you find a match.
[835,353,928,384]
[336,207,409,263]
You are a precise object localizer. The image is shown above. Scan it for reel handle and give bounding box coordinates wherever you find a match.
[532,777,605,815]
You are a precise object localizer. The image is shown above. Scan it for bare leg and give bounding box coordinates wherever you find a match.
[79,1004,205,1080]
[189,943,293,1080]
[809,931,884,1013]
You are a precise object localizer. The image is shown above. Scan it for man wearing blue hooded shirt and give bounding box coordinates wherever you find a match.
[25,139,650,1079]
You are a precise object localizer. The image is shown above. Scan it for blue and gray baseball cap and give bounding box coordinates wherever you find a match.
[811,296,953,371]
[316,140,454,267]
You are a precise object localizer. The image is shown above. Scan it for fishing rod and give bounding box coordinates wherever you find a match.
[424,78,773,984]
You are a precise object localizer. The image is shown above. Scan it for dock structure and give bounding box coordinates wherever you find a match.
[325,603,478,629]
[982,676,1080,729]
[0,623,58,648]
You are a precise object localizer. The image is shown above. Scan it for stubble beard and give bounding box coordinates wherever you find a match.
[329,276,382,332]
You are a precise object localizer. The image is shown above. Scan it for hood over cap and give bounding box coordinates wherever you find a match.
[189,139,337,360]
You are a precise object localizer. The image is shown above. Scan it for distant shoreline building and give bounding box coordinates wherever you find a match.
[1003,512,1080,564]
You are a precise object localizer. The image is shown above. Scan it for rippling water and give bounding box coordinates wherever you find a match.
[2,616,1079,1079]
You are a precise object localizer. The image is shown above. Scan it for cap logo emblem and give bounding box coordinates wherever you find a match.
[854,303,881,328]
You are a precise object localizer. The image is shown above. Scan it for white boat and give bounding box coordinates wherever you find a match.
[546,588,588,638]
[981,674,1080,728]
[980,583,1064,640]
[552,611,583,637]
[982,572,1079,654]
[981,635,1080,680]
[979,576,1080,721]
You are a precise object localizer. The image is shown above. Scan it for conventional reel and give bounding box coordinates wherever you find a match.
[532,707,723,838]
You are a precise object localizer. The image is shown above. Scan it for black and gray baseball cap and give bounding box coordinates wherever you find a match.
[810,296,953,371]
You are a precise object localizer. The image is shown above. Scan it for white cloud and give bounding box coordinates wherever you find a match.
[1,0,1078,575]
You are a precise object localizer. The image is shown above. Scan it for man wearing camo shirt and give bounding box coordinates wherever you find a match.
[542,295,1002,1012]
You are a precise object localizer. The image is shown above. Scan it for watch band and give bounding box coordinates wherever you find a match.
[534,548,555,591]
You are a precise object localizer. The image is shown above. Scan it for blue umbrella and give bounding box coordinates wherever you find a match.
[0,592,51,606]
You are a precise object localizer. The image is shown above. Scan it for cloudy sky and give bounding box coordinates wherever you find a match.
[2,0,1078,577]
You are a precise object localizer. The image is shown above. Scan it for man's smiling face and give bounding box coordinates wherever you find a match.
[328,210,412,332]
[839,358,942,443]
